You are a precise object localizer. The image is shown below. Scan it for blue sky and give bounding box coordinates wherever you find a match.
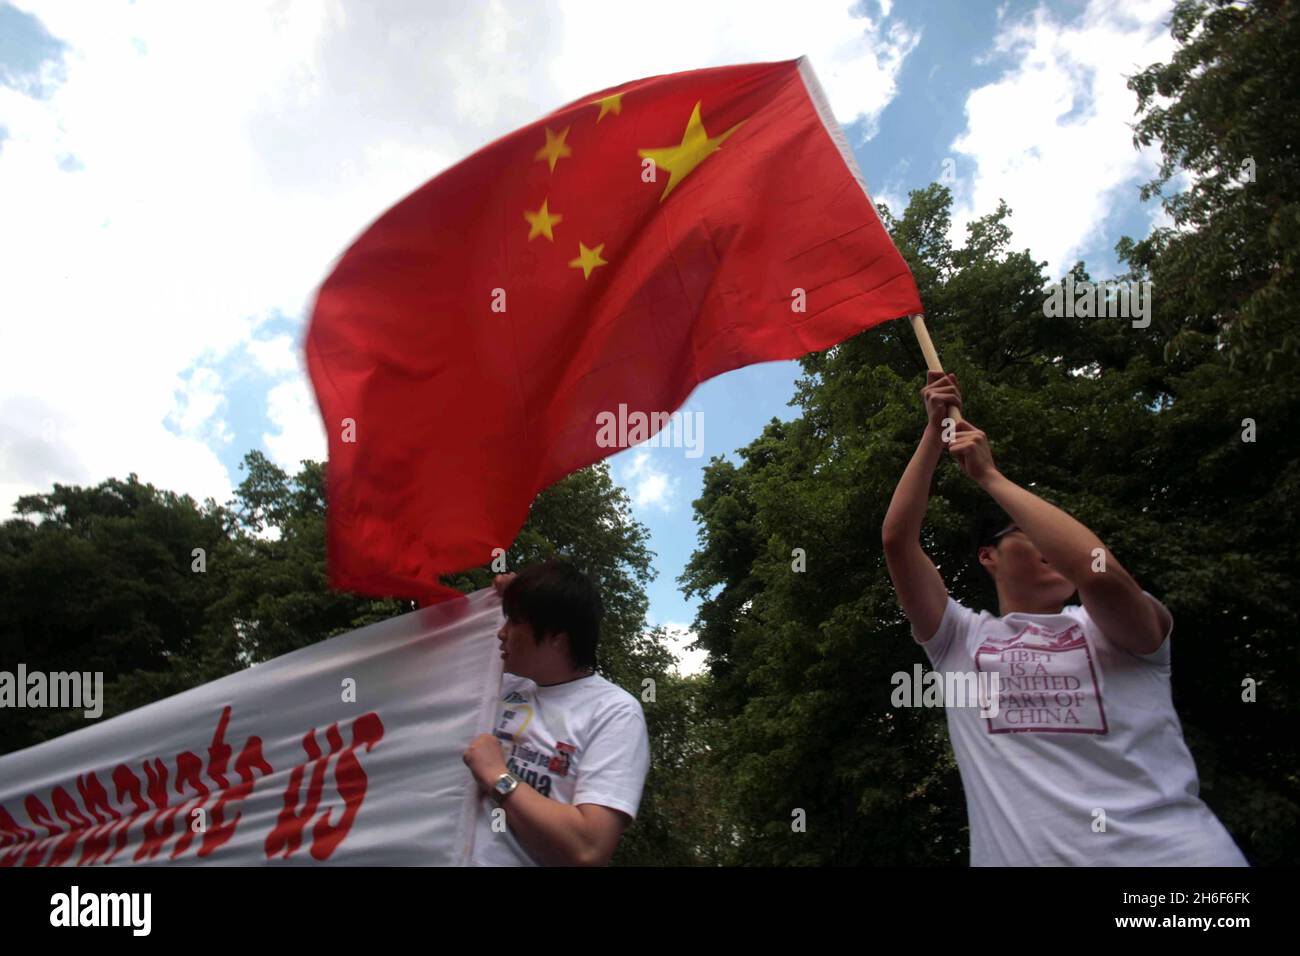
[0,0,1176,673]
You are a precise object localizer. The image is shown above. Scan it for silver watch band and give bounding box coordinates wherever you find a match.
[491,771,520,803]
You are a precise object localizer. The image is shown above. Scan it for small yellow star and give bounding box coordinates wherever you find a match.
[593,93,623,123]
[534,126,572,172]
[524,198,563,241]
[568,241,608,280]
[638,101,744,202]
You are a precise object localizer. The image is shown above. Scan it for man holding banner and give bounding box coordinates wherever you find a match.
[464,561,650,866]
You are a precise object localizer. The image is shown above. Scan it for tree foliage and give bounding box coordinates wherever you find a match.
[676,0,1299,865]
[0,456,708,863]
[1123,0,1300,368]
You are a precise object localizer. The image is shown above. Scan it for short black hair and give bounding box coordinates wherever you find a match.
[501,559,603,669]
[969,503,1014,574]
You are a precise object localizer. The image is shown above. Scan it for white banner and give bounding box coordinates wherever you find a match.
[0,586,504,866]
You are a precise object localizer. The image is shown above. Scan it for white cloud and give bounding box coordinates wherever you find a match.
[245,334,301,379]
[264,378,326,472]
[0,0,518,512]
[874,188,907,219]
[619,448,678,511]
[660,621,707,677]
[1,0,921,516]
[552,0,919,139]
[948,0,1176,278]
[166,367,233,446]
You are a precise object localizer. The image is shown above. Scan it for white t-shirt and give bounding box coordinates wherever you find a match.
[916,594,1247,866]
[469,671,650,866]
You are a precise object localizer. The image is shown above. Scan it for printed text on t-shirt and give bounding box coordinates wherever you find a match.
[974,621,1107,734]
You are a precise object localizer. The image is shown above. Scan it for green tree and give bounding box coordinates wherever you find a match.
[674,0,1300,867]
[0,453,721,865]
[682,180,1298,865]
[211,451,412,664]
[0,476,235,752]
[1123,0,1300,368]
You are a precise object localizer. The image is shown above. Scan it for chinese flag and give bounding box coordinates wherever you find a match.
[306,57,921,602]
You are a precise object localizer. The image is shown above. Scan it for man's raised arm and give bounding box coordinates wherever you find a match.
[946,420,1170,656]
[881,372,962,642]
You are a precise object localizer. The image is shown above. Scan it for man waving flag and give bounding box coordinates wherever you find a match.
[306,57,921,601]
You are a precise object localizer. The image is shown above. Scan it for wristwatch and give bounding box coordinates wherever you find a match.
[491,771,521,804]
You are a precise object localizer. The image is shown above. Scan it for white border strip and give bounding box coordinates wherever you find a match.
[797,55,884,222]
[452,590,506,866]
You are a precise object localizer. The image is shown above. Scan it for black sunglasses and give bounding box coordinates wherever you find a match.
[983,523,1020,546]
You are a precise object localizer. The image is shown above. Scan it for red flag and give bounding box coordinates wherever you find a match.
[306,57,922,601]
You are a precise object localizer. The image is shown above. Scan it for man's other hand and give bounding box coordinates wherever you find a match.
[463,733,509,792]
[948,420,999,485]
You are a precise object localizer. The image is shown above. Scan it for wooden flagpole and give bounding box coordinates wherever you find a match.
[908,314,963,423]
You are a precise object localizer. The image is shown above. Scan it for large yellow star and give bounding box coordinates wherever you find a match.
[534,126,572,172]
[524,198,563,241]
[593,93,622,123]
[568,241,608,280]
[638,101,744,202]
